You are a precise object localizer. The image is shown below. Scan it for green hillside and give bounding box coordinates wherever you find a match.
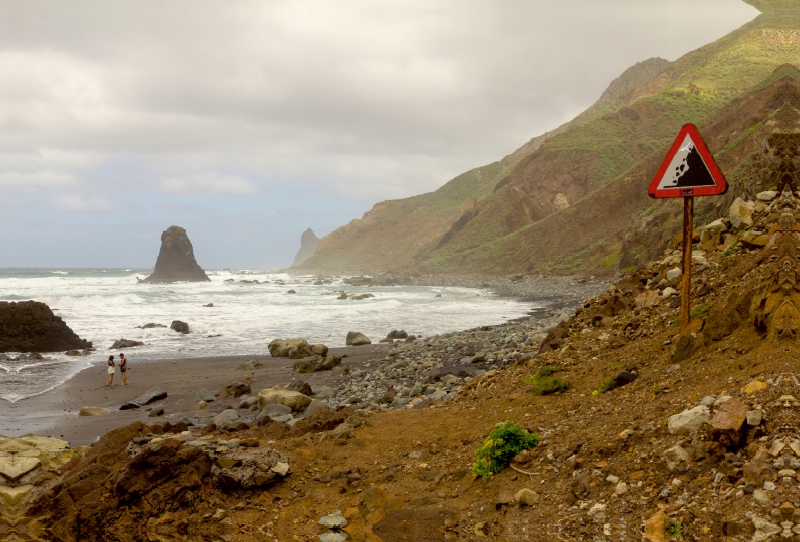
[299,2,800,276]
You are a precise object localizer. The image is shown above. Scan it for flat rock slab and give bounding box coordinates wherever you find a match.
[708,398,748,445]
[0,456,41,481]
[120,387,168,410]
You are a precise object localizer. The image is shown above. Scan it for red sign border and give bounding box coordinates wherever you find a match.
[648,123,728,199]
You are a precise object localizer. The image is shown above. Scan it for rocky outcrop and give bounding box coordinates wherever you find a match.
[0,301,92,353]
[139,226,210,284]
[110,339,143,350]
[292,228,321,267]
[268,338,328,359]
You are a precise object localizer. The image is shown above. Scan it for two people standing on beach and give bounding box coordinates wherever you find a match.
[107,353,128,386]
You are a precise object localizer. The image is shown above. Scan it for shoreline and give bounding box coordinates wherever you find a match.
[0,345,388,446]
[0,275,608,446]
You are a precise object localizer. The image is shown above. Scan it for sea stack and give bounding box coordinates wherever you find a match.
[140,226,211,284]
[0,301,92,353]
[292,228,321,266]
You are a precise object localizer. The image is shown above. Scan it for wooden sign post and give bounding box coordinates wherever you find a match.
[648,124,727,334]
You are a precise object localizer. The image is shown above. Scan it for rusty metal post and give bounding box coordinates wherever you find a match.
[680,196,694,335]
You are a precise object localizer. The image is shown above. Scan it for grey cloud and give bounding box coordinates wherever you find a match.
[0,1,758,265]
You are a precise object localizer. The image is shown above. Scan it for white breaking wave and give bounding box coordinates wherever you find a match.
[0,268,534,402]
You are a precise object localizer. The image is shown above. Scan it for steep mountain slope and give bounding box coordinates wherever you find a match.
[298,56,672,272]
[300,2,800,276]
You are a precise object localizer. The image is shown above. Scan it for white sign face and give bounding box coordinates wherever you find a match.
[655,133,717,190]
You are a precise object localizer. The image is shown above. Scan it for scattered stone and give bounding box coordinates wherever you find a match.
[707,398,748,445]
[268,338,328,359]
[668,405,710,435]
[286,380,313,396]
[257,388,312,411]
[79,407,110,416]
[194,389,215,403]
[742,380,767,394]
[218,378,251,399]
[170,320,190,334]
[346,332,371,346]
[318,510,348,529]
[292,355,342,373]
[238,359,263,370]
[514,488,539,506]
[747,410,763,426]
[121,387,168,410]
[664,445,691,470]
[729,197,755,229]
[110,339,144,349]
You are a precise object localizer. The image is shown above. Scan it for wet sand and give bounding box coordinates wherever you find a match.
[0,344,389,446]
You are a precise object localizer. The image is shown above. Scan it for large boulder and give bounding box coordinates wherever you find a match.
[268,338,328,359]
[346,331,371,346]
[729,198,755,230]
[668,405,710,435]
[170,320,190,334]
[110,339,144,349]
[79,407,110,416]
[257,388,312,411]
[120,387,168,410]
[291,228,321,267]
[292,355,342,374]
[139,226,211,284]
[218,378,251,399]
[0,301,92,353]
[707,398,748,446]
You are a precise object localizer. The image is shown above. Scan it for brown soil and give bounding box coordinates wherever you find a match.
[11,189,800,542]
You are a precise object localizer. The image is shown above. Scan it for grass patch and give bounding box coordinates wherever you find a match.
[472,422,539,480]
[671,303,713,327]
[525,366,568,395]
[721,240,739,259]
[596,376,618,395]
[531,377,569,396]
[671,519,683,539]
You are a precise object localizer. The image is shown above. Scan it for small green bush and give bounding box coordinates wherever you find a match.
[532,377,569,396]
[671,519,683,538]
[524,366,567,395]
[472,422,539,480]
[535,366,562,378]
[597,376,617,394]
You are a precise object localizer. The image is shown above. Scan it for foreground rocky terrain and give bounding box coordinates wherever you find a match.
[5,181,800,540]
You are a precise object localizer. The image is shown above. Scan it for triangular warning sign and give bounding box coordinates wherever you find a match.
[648,124,728,198]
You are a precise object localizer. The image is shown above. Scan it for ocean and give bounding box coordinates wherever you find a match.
[0,268,536,402]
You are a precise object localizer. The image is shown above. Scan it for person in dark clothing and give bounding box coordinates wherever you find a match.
[119,353,128,385]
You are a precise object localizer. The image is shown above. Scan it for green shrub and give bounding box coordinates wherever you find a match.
[532,377,569,396]
[597,376,617,394]
[524,366,568,395]
[671,519,683,538]
[472,422,539,480]
[671,303,712,327]
[535,366,562,378]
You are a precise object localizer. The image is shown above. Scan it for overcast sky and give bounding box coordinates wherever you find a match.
[0,1,757,269]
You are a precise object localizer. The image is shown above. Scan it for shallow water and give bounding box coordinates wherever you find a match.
[0,268,535,402]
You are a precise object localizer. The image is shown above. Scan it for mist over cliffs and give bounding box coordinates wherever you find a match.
[296,2,800,277]
[292,229,321,267]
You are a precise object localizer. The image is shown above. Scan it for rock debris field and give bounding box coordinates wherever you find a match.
[7,188,800,540]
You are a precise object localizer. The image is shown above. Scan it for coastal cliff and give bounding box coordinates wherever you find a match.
[291,228,320,267]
